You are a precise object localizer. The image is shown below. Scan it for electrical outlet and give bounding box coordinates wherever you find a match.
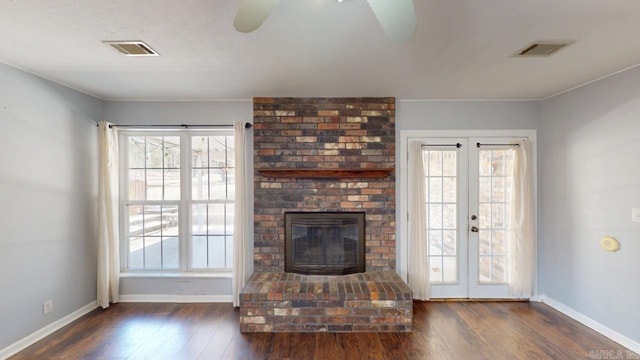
[632,208,640,223]
[43,299,53,315]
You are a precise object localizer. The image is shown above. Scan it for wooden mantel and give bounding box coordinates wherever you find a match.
[257,168,393,179]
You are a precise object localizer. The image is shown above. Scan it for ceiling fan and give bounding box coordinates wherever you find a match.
[233,0,417,42]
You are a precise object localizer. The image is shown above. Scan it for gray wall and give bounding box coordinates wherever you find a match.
[104,101,252,126]
[0,62,101,349]
[397,100,541,131]
[539,68,640,343]
[104,100,253,298]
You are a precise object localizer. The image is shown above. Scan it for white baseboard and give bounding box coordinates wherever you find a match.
[529,295,545,302]
[0,301,98,360]
[119,294,232,303]
[541,295,640,355]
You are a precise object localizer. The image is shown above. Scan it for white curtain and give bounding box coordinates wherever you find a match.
[97,121,120,309]
[232,122,251,307]
[508,140,534,298]
[407,141,430,300]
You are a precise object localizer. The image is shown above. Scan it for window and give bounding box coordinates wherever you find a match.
[120,131,235,272]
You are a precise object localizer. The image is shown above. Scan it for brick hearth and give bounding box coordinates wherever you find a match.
[239,272,412,332]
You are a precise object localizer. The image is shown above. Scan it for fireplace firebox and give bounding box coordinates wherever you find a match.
[285,212,366,275]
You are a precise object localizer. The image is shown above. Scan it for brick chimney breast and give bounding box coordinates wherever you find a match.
[253,97,396,273]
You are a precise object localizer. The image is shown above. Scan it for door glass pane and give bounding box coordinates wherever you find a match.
[429,256,443,283]
[428,152,443,176]
[424,149,458,284]
[479,256,491,282]
[443,178,456,203]
[442,152,456,176]
[428,204,443,229]
[492,257,506,283]
[428,230,442,255]
[443,204,456,229]
[477,149,514,284]
[492,230,506,255]
[479,230,491,256]
[442,230,456,255]
[428,178,442,202]
[443,257,457,283]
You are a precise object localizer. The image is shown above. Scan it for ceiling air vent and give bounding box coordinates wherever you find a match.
[514,41,574,57]
[103,41,159,56]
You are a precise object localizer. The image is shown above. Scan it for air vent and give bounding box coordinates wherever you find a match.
[103,41,159,56]
[514,41,574,57]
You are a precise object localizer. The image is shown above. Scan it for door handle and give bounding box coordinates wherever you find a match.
[470,226,479,233]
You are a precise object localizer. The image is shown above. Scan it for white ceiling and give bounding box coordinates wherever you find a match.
[2,0,640,101]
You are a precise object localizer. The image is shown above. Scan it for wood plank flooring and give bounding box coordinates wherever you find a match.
[9,301,635,360]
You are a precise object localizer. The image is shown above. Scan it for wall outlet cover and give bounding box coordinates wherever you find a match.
[43,299,53,314]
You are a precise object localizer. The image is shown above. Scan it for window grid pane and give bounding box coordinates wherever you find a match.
[123,132,234,272]
[424,149,458,284]
[477,149,513,284]
[190,203,233,270]
[190,135,235,270]
[126,204,179,270]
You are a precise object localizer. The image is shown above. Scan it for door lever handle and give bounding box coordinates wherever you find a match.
[470,226,479,233]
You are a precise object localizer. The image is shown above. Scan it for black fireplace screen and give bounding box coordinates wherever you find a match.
[285,212,365,275]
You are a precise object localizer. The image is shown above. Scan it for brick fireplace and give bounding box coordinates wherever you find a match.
[240,97,412,332]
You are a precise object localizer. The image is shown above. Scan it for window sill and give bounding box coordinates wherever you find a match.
[120,272,232,279]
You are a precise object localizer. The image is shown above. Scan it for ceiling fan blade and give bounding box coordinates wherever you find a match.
[233,0,281,33]
[366,0,417,42]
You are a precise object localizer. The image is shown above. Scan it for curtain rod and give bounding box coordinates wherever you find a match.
[422,143,462,148]
[476,142,520,148]
[99,123,253,129]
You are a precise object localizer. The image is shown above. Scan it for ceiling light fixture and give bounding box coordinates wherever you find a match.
[234,0,417,42]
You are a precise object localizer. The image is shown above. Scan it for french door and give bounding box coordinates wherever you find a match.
[422,137,521,299]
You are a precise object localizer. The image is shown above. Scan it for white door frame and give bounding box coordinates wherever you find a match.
[398,129,538,299]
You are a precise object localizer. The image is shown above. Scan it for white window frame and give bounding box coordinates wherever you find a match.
[118,129,235,274]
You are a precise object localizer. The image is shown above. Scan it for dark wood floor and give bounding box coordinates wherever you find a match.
[9,301,634,360]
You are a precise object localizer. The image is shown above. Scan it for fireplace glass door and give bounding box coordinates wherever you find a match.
[285,212,365,275]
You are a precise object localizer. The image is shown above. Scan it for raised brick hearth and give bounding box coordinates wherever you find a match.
[239,272,412,332]
[242,97,411,332]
